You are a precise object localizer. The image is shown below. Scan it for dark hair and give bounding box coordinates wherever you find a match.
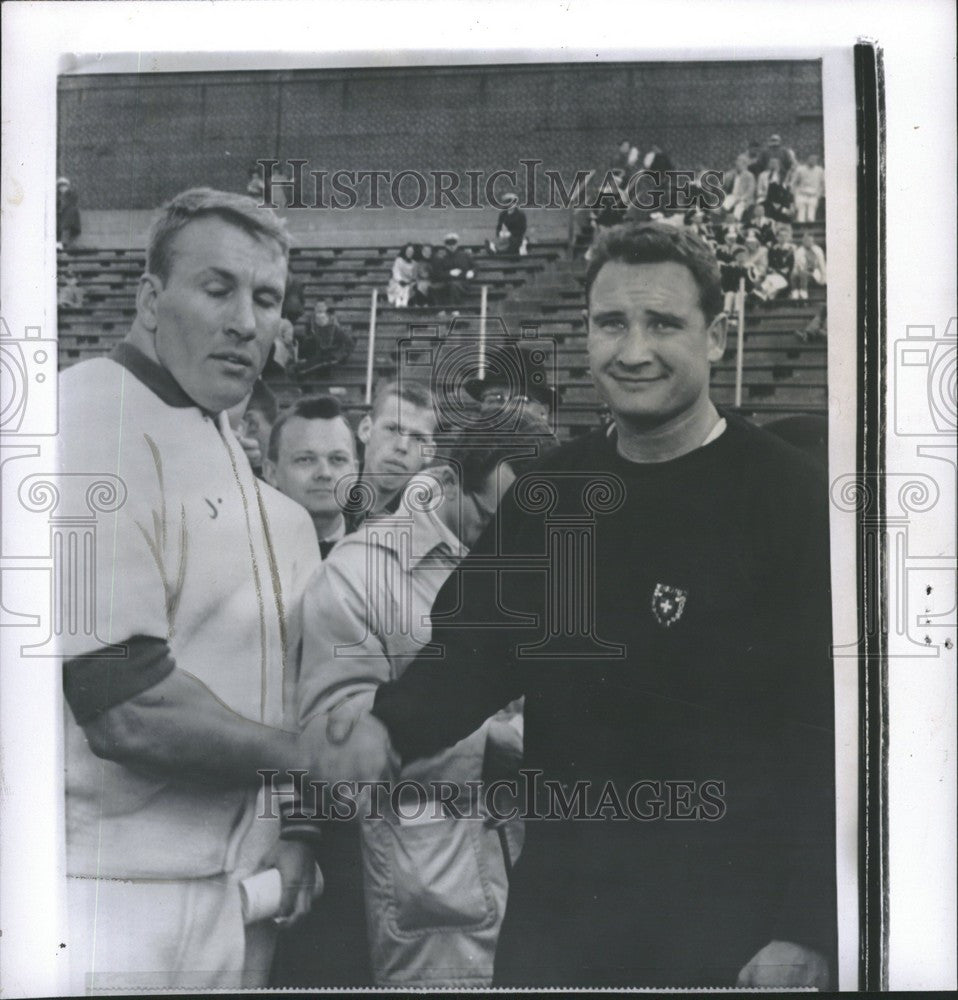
[370,378,434,419]
[584,222,724,323]
[267,394,355,462]
[146,187,290,284]
[245,379,278,423]
[433,412,559,494]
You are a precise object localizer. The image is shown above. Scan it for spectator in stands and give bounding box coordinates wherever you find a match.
[465,343,558,425]
[791,231,827,300]
[295,299,355,378]
[716,229,748,317]
[410,244,437,307]
[269,317,297,374]
[610,138,640,179]
[246,163,265,201]
[723,155,756,222]
[685,210,717,249]
[743,201,778,246]
[487,193,528,256]
[744,138,765,177]
[757,157,795,222]
[264,395,360,556]
[755,224,796,302]
[387,243,418,308]
[356,379,438,517]
[434,233,476,313]
[795,302,828,343]
[741,231,769,307]
[758,133,796,176]
[56,176,81,247]
[58,266,85,310]
[283,272,307,326]
[790,153,825,223]
[586,171,629,259]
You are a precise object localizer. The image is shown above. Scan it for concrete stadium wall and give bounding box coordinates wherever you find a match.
[59,60,823,213]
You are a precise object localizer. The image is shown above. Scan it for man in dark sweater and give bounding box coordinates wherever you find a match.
[330,223,836,988]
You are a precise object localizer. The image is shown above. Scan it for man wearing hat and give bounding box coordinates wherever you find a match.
[759,133,796,176]
[57,175,81,247]
[435,232,476,311]
[465,342,556,425]
[487,193,528,257]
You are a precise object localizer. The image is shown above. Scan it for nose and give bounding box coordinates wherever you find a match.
[394,434,410,454]
[227,292,257,341]
[615,322,656,367]
[313,458,332,480]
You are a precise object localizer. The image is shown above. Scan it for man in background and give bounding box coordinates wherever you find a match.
[356,378,438,517]
[265,395,360,557]
[291,414,556,988]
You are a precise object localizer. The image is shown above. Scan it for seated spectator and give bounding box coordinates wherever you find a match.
[270,317,297,373]
[755,224,796,302]
[790,153,825,222]
[245,164,265,201]
[722,154,756,221]
[56,176,81,247]
[283,272,307,325]
[387,243,418,308]
[742,201,778,245]
[757,157,795,222]
[433,233,475,312]
[795,301,828,342]
[410,244,437,307]
[58,267,85,310]
[741,231,769,306]
[610,138,640,179]
[295,299,355,377]
[758,133,796,177]
[585,172,628,259]
[716,229,748,316]
[487,194,528,256]
[743,138,765,177]
[791,231,827,299]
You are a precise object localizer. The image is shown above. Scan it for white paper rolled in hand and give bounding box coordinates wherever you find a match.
[239,867,283,925]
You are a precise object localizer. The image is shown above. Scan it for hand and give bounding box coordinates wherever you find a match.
[263,839,322,928]
[736,940,830,988]
[300,695,395,788]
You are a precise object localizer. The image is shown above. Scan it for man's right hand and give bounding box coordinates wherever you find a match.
[299,697,395,789]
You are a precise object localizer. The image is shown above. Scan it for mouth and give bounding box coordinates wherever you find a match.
[610,373,667,386]
[210,351,255,375]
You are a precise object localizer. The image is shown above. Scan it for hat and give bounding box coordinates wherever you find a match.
[768,134,782,144]
[444,232,460,245]
[502,193,519,206]
[57,176,71,188]
[464,343,556,409]
[744,231,760,244]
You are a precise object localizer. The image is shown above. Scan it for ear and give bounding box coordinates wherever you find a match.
[262,459,277,488]
[136,273,163,332]
[707,312,728,363]
[429,462,459,497]
[357,414,372,445]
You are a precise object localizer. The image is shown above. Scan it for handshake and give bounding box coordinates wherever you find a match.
[296,691,398,790]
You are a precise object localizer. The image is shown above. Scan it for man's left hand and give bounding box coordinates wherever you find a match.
[736,940,830,988]
[265,839,322,928]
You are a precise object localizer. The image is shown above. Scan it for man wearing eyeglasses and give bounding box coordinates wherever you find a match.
[285,415,557,987]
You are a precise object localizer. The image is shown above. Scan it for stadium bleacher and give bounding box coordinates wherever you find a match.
[56,221,827,440]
